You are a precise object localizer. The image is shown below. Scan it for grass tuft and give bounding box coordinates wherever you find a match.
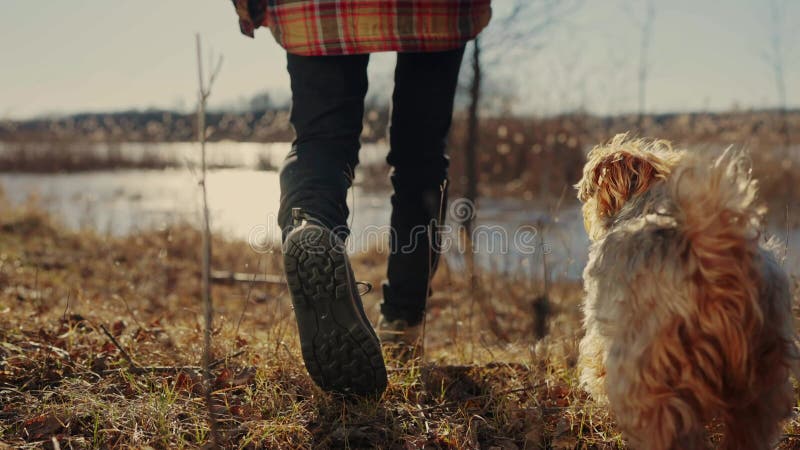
[0,198,798,449]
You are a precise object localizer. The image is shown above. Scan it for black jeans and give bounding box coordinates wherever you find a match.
[279,47,465,326]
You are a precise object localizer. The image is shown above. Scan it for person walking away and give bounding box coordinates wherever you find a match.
[232,0,491,396]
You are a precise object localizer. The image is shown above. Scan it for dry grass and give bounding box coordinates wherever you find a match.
[1,196,799,449]
[4,111,799,201]
[0,142,244,173]
[447,111,800,218]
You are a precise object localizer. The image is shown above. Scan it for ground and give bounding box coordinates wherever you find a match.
[1,197,799,449]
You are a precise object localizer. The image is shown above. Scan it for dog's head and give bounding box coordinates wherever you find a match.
[576,134,682,241]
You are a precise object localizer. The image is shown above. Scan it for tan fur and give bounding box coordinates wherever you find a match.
[576,134,797,450]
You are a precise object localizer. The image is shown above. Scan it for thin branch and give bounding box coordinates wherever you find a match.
[413,386,537,414]
[98,355,246,376]
[760,0,792,146]
[113,294,146,331]
[481,0,584,53]
[196,33,222,449]
[99,324,139,370]
[619,0,656,127]
[207,56,225,97]
[234,259,263,336]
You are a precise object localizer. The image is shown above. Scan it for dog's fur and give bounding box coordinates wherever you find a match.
[576,134,797,450]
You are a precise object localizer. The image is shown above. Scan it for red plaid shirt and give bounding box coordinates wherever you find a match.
[233,0,492,55]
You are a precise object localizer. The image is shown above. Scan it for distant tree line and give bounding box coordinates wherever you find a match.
[1,108,797,145]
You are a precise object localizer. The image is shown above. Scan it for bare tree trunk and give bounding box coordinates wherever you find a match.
[465,39,481,234]
[465,39,480,357]
[463,39,508,349]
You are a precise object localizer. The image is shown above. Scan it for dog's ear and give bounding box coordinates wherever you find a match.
[577,150,667,219]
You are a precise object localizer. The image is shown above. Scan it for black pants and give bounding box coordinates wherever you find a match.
[279,47,465,326]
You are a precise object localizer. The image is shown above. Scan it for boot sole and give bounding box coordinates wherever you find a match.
[283,225,388,396]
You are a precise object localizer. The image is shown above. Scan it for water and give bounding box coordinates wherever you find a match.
[0,142,589,280]
[0,141,393,237]
[2,142,798,280]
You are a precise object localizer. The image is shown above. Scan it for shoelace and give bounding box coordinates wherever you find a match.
[356,281,373,296]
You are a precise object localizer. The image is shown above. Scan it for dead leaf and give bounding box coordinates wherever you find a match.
[23,413,64,440]
[111,320,126,336]
[234,335,248,348]
[524,426,542,445]
[101,342,117,354]
[551,435,578,450]
[551,419,578,450]
[91,356,108,373]
[215,368,231,385]
[228,367,257,387]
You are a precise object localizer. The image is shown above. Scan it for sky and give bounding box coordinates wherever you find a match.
[0,0,797,119]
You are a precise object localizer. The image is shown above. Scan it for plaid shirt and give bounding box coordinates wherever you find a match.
[233,0,492,55]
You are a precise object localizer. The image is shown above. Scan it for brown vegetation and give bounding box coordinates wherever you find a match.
[0,142,178,173]
[446,111,799,224]
[2,110,798,223]
[1,192,799,448]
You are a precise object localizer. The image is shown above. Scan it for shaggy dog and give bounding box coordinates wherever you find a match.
[576,134,797,450]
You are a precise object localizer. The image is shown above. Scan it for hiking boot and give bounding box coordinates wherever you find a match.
[377,315,423,362]
[282,212,388,396]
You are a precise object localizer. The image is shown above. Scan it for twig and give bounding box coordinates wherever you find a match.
[99,324,139,370]
[22,341,72,361]
[196,33,224,448]
[550,184,568,219]
[784,203,790,268]
[114,294,146,331]
[94,333,245,375]
[61,290,71,323]
[100,321,226,376]
[33,265,40,310]
[414,386,535,414]
[209,350,245,369]
[542,221,550,297]
[102,366,201,376]
[234,259,263,336]
[388,361,532,373]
